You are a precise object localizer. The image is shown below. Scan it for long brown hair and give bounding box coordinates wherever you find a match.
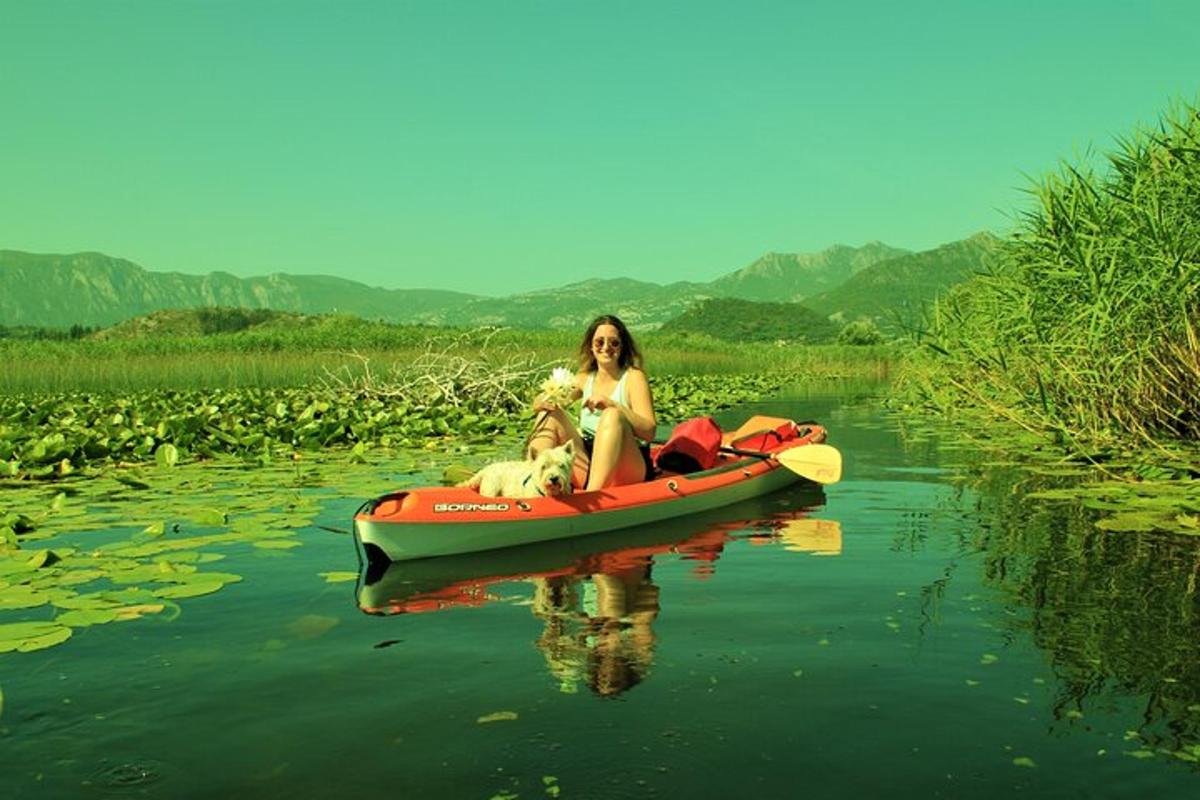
[577,315,643,372]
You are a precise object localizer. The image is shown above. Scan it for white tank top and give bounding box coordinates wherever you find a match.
[579,370,627,436]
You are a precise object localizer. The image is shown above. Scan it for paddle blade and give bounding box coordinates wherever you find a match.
[776,444,843,485]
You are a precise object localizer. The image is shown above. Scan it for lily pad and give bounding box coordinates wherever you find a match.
[152,575,241,599]
[0,621,73,653]
[477,711,519,724]
[56,607,120,627]
[0,586,50,611]
[155,443,179,468]
[188,508,228,527]
[113,603,167,621]
[152,580,228,600]
[252,539,301,550]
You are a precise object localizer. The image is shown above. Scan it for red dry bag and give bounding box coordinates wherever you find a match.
[654,416,723,474]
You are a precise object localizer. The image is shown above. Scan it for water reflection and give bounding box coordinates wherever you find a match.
[960,462,1200,762]
[532,566,660,697]
[356,483,838,696]
[773,518,842,555]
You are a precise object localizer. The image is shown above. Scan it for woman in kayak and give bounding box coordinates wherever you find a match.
[528,314,657,490]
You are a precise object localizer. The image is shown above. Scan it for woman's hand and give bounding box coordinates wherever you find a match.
[583,393,616,412]
[533,394,560,414]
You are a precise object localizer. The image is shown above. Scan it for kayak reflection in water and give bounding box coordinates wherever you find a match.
[531,560,661,697]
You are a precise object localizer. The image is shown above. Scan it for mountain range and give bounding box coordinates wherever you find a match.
[801,232,999,331]
[0,235,995,332]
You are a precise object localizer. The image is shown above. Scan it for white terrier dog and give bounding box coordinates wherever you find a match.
[460,441,575,498]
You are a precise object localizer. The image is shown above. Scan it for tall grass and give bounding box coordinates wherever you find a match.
[899,100,1200,448]
[0,328,894,393]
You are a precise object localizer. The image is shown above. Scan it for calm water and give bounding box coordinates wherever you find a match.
[2,386,1198,799]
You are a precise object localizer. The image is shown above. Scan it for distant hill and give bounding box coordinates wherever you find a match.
[0,251,480,327]
[91,307,315,339]
[0,238,982,330]
[659,297,841,344]
[402,277,717,330]
[801,233,1000,332]
[707,242,910,302]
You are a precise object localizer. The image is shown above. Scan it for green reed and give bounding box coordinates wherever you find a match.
[0,329,893,393]
[898,99,1200,449]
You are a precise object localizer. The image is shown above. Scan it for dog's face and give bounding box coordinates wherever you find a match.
[531,441,575,497]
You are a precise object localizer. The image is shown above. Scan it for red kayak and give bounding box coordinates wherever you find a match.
[354,415,836,562]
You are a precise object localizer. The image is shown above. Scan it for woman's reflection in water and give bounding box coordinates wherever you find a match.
[532,558,661,697]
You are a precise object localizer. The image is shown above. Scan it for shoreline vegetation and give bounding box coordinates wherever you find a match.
[0,320,893,482]
[895,99,1199,464]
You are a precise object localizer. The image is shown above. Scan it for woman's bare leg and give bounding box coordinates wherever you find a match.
[585,407,646,491]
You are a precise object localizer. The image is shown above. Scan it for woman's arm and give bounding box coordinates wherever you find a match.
[616,368,657,442]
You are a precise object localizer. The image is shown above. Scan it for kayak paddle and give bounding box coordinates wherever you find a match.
[721,443,843,485]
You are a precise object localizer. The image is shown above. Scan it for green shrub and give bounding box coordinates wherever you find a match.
[837,320,884,346]
[900,99,1200,446]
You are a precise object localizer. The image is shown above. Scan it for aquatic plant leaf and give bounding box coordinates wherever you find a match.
[25,549,62,569]
[1012,757,1037,768]
[142,521,166,537]
[188,508,227,527]
[152,580,226,599]
[113,603,166,620]
[477,711,519,724]
[53,592,119,611]
[0,621,73,653]
[318,571,357,583]
[252,539,301,550]
[100,587,164,605]
[57,607,120,627]
[155,443,179,468]
[0,556,36,578]
[0,586,49,610]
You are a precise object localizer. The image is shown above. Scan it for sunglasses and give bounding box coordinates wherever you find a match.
[592,337,622,351]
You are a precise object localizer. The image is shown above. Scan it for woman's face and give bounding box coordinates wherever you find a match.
[591,323,623,367]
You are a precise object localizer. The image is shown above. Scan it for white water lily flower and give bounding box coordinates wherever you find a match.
[538,366,576,407]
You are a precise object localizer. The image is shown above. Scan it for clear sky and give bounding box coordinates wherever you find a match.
[2,1,1197,295]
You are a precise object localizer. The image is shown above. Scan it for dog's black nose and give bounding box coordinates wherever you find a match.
[548,475,560,485]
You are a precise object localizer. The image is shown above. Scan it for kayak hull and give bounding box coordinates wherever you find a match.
[354,416,825,562]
